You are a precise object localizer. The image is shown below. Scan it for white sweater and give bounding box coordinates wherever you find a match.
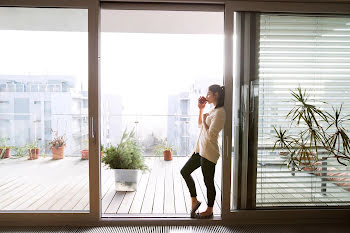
[192,107,226,164]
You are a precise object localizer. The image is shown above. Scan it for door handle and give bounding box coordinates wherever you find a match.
[90,116,95,143]
[226,136,229,158]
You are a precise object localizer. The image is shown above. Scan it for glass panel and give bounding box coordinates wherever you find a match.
[256,14,350,207]
[231,12,237,211]
[0,7,89,211]
[101,9,224,216]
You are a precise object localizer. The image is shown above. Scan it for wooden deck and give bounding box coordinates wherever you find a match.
[101,157,222,216]
[2,155,347,215]
[0,156,222,216]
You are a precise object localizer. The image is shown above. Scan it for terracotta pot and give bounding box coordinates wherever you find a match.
[164,150,173,161]
[81,150,104,160]
[51,146,65,160]
[279,151,290,156]
[0,148,10,159]
[28,148,39,160]
[296,152,317,171]
[81,149,89,160]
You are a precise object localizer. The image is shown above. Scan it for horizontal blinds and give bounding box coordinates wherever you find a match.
[257,14,350,207]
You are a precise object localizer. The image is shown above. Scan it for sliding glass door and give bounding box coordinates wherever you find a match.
[0,7,90,212]
[100,6,225,217]
[256,14,350,208]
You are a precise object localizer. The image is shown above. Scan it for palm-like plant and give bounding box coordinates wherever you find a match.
[273,87,350,170]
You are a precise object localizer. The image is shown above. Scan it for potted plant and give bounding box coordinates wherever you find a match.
[273,87,350,171]
[14,145,27,158]
[81,139,104,160]
[0,137,11,159]
[49,130,66,160]
[27,141,40,160]
[81,139,89,160]
[102,128,148,191]
[154,140,177,161]
[100,144,104,157]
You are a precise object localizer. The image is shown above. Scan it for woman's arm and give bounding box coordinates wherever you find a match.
[206,109,226,141]
[198,109,204,127]
[203,113,209,131]
[198,97,206,127]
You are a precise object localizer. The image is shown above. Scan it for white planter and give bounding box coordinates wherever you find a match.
[113,169,140,191]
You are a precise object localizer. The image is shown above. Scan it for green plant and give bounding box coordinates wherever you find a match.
[82,139,89,150]
[153,139,177,156]
[273,87,350,170]
[102,128,148,171]
[14,145,27,157]
[49,129,66,149]
[0,137,8,148]
[27,140,39,150]
[0,137,10,158]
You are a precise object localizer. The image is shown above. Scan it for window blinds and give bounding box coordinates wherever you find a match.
[257,14,350,207]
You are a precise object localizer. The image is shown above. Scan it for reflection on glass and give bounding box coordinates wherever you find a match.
[256,14,350,207]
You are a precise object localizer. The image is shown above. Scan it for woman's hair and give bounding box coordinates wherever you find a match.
[208,84,225,109]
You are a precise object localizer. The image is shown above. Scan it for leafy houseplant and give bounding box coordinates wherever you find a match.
[27,141,40,160]
[49,130,66,160]
[102,128,148,191]
[273,88,350,170]
[153,140,177,161]
[0,137,11,159]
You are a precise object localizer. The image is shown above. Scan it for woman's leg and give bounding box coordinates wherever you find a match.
[200,157,216,216]
[180,153,201,209]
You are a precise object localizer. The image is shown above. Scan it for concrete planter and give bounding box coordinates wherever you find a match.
[113,169,140,191]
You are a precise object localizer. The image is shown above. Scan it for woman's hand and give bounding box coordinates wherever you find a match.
[198,96,207,110]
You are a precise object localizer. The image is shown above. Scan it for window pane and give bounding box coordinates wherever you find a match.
[257,14,350,207]
[0,7,89,212]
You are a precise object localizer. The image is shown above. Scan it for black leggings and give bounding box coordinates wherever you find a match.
[180,152,216,207]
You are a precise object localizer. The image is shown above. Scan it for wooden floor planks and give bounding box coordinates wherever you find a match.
[2,156,347,214]
[0,156,224,215]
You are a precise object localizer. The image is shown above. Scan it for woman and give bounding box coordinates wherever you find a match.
[180,84,226,219]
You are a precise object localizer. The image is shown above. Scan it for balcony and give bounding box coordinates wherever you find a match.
[0,156,222,215]
[1,153,350,214]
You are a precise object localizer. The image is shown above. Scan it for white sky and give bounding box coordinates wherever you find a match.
[0,30,223,116]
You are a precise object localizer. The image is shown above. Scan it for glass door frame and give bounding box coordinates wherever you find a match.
[99,1,229,220]
[1,0,350,226]
[0,0,101,225]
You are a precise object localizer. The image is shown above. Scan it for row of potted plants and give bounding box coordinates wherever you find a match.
[0,142,41,160]
[0,134,101,160]
[0,137,38,159]
[2,127,174,192]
